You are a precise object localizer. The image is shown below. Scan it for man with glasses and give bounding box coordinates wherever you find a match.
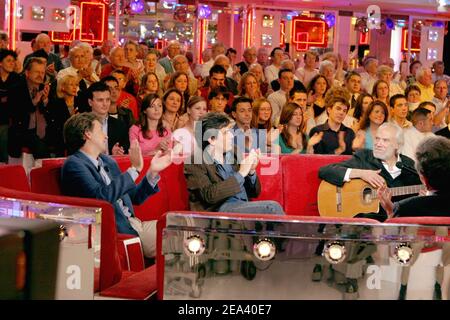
[236,47,257,76]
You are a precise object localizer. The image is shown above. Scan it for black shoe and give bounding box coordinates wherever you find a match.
[344,279,359,300]
[398,284,407,300]
[434,282,442,300]
[312,264,323,282]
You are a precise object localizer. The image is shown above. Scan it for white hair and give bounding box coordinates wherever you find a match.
[173,54,188,63]
[249,63,262,71]
[416,66,432,80]
[68,46,84,60]
[319,60,334,74]
[77,42,93,54]
[378,122,404,149]
[280,59,295,71]
[214,54,229,64]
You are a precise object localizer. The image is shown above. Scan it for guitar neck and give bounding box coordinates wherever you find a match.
[372,184,424,198]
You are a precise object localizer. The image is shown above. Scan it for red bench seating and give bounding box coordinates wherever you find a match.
[7,154,353,299]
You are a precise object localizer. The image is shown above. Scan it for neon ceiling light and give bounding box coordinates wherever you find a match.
[80,2,106,43]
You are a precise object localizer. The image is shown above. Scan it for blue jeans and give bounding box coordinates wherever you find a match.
[218,200,285,215]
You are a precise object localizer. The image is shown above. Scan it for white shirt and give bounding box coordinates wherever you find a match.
[432,96,449,129]
[360,72,377,94]
[57,66,100,87]
[344,155,403,182]
[267,89,288,126]
[401,126,435,162]
[389,81,404,96]
[172,127,197,157]
[265,64,280,85]
[200,59,214,79]
[295,67,318,88]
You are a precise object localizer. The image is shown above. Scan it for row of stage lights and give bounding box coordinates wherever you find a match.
[184,235,414,265]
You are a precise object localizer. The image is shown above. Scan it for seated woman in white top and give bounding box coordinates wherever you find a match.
[172,96,208,158]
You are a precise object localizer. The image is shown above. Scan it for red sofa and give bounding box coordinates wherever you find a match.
[23,154,353,299]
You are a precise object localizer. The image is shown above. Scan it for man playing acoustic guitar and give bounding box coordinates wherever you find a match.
[319,122,421,221]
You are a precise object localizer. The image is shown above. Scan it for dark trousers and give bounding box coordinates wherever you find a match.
[8,128,49,159]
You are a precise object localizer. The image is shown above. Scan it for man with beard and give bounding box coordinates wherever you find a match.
[318,122,421,221]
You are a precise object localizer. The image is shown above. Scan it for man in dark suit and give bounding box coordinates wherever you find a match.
[378,136,450,217]
[319,122,421,221]
[235,47,257,76]
[23,33,63,78]
[8,57,50,159]
[435,125,450,139]
[184,112,284,214]
[61,112,176,257]
[85,81,130,155]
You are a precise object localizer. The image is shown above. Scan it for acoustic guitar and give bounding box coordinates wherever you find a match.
[317,179,425,218]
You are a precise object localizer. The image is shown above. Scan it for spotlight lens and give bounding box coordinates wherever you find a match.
[323,242,346,264]
[253,239,276,261]
[188,238,201,253]
[395,244,413,264]
[258,242,272,257]
[329,245,343,260]
[184,235,205,256]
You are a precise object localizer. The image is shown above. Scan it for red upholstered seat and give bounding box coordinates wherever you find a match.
[116,233,145,272]
[281,154,351,216]
[30,165,62,195]
[253,154,284,207]
[100,265,158,300]
[0,165,30,192]
[386,217,450,225]
[162,163,189,212]
[386,217,450,253]
[0,186,122,293]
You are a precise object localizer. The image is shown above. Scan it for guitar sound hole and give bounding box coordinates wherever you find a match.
[362,187,373,204]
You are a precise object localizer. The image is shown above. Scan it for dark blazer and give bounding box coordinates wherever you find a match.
[435,126,450,139]
[61,151,159,235]
[109,107,135,129]
[319,149,422,221]
[319,149,421,188]
[236,61,249,75]
[394,192,450,217]
[7,76,47,157]
[184,157,261,212]
[45,97,72,156]
[270,79,306,92]
[24,52,64,72]
[107,116,130,154]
